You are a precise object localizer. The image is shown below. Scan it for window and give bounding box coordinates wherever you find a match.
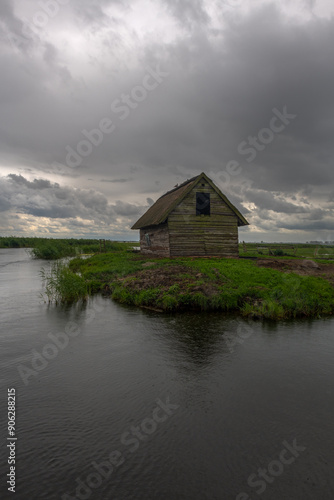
[196,192,210,216]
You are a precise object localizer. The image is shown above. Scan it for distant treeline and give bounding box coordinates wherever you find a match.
[0,236,42,248]
[0,237,132,259]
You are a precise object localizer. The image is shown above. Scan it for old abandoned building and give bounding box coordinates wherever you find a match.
[131,172,249,257]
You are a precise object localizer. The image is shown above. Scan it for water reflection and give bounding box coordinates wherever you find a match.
[142,310,256,365]
[1,250,334,500]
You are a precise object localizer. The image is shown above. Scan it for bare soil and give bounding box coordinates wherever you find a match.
[116,264,220,296]
[256,258,334,285]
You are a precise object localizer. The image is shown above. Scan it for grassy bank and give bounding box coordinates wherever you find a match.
[41,249,334,320]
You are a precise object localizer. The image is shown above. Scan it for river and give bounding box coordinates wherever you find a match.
[0,248,334,499]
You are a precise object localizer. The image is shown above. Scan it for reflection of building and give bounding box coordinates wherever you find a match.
[131,172,249,257]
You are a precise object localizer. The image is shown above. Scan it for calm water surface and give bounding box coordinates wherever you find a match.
[0,248,334,499]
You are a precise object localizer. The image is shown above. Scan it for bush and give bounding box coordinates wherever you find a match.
[31,242,75,260]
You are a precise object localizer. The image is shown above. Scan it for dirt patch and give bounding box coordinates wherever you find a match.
[115,265,220,297]
[141,261,156,268]
[256,258,334,285]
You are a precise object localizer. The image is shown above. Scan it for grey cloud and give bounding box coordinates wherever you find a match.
[1,1,334,240]
[0,175,146,228]
[0,0,33,51]
[112,200,147,216]
[100,178,132,183]
[8,174,57,190]
[244,189,308,214]
[277,220,334,231]
[163,0,210,28]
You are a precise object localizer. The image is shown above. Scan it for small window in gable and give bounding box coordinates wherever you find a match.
[196,192,210,216]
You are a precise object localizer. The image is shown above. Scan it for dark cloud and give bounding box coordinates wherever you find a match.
[0,1,334,240]
[8,174,57,190]
[0,175,147,235]
[243,188,308,214]
[277,220,334,231]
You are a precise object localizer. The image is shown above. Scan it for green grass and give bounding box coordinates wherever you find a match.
[59,252,334,319]
[68,250,143,281]
[28,238,334,317]
[239,242,334,259]
[40,261,88,304]
[39,244,139,302]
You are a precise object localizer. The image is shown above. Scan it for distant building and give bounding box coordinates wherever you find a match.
[131,172,249,257]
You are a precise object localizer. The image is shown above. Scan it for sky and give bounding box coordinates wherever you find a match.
[0,0,334,242]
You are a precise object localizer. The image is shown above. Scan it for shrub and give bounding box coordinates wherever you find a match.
[31,242,74,260]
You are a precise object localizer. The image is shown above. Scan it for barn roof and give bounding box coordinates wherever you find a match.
[131,172,249,229]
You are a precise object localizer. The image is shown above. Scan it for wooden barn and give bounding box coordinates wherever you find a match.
[131,172,249,257]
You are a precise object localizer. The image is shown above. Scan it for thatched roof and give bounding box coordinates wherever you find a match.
[131,172,249,229]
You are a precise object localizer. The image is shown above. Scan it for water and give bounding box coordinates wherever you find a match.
[1,248,334,499]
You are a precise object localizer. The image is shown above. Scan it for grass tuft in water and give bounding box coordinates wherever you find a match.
[40,262,88,304]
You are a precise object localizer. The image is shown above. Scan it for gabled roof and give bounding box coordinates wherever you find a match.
[131,172,249,229]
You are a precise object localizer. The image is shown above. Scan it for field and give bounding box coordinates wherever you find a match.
[239,242,334,259]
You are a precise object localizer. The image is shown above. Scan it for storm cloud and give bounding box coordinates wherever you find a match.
[0,0,334,241]
[0,174,148,237]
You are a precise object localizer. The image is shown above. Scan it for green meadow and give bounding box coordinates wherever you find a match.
[36,243,334,320]
[3,237,333,319]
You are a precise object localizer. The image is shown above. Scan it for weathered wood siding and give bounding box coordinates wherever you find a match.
[168,179,239,257]
[140,223,170,257]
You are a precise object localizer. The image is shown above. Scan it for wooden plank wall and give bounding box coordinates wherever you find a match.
[168,180,239,257]
[140,224,170,257]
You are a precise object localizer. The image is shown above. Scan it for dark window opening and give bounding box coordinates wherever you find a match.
[196,192,210,215]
